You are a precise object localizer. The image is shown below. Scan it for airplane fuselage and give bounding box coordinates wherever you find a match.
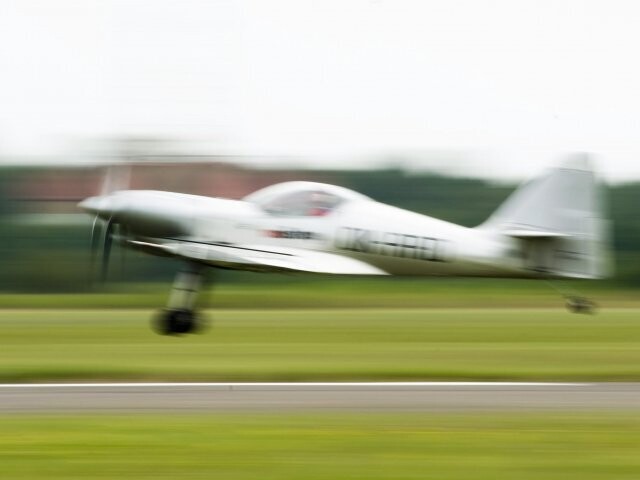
[88,189,535,279]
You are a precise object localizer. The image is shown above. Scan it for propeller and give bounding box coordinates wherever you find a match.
[85,164,132,283]
[119,223,129,277]
[102,218,114,280]
[89,215,101,281]
[89,215,116,282]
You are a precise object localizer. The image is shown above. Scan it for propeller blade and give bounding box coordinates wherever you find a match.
[86,162,131,284]
[102,219,114,281]
[89,216,102,281]
[120,224,128,277]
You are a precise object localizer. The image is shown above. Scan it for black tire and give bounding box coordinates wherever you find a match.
[152,309,198,335]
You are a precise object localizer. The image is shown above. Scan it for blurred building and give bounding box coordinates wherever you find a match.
[8,159,330,215]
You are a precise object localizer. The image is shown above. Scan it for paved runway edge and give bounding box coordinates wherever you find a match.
[1,382,639,412]
[0,381,587,389]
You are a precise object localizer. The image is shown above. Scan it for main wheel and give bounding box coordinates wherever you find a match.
[153,308,199,335]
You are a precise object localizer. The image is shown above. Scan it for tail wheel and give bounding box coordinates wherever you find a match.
[565,296,596,314]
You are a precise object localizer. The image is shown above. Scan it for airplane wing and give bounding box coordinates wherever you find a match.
[128,239,388,275]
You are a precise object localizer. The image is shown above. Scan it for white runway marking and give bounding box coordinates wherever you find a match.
[0,382,587,388]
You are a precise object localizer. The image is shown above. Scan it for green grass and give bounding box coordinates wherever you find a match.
[0,278,637,309]
[1,412,640,479]
[2,308,640,382]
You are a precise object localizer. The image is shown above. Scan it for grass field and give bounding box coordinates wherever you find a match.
[2,307,640,382]
[2,287,639,479]
[1,412,639,479]
[0,278,637,309]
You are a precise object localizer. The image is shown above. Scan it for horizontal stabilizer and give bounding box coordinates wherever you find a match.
[502,229,571,239]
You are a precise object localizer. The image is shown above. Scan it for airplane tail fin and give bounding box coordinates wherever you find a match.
[479,154,612,279]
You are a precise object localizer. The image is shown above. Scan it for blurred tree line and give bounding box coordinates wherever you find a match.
[0,166,637,292]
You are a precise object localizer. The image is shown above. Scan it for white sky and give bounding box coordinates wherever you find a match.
[1,0,640,181]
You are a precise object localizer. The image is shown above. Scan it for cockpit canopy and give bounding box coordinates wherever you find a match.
[244,181,370,217]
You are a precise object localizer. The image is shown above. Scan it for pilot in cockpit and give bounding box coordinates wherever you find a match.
[307,191,340,216]
[262,190,342,217]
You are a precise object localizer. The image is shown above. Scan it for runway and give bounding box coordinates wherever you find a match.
[2,382,640,412]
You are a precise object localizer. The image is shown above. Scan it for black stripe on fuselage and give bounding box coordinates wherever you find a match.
[161,237,295,257]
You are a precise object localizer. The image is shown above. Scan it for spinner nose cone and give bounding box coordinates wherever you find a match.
[78,196,108,215]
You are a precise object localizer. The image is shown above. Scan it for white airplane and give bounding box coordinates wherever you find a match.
[79,155,611,335]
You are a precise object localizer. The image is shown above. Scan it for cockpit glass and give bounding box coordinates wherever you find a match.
[262,190,343,217]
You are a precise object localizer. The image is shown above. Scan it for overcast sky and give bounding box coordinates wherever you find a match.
[1,0,640,181]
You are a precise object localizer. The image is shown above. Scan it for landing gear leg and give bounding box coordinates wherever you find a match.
[153,263,206,335]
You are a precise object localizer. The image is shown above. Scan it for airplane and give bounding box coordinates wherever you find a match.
[79,155,611,335]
